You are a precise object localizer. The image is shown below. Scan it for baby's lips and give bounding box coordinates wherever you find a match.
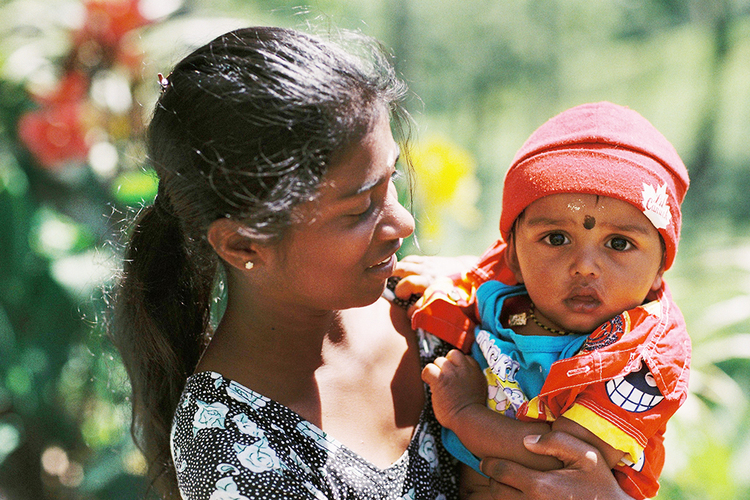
[564,290,602,313]
[566,286,601,303]
[568,294,599,303]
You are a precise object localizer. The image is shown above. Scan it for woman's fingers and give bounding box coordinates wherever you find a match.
[391,255,430,278]
[522,431,604,469]
[479,458,528,500]
[393,254,478,281]
[481,432,630,500]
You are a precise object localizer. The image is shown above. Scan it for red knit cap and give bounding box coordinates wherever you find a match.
[500,102,689,270]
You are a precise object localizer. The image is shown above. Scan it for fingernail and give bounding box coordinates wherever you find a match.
[524,434,541,444]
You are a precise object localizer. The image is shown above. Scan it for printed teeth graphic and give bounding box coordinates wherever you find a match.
[606,377,664,413]
[620,451,646,471]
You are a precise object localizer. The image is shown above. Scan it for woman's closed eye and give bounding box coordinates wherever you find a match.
[355,171,402,216]
[347,170,402,219]
[349,200,374,218]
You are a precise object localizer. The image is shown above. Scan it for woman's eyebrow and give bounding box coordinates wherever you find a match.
[340,148,400,199]
[350,174,387,197]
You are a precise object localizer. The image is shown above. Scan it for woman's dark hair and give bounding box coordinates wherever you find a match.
[109,26,408,499]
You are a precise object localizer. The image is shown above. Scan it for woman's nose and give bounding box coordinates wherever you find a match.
[381,183,415,240]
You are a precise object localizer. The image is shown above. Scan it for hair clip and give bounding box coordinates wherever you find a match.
[157,72,170,92]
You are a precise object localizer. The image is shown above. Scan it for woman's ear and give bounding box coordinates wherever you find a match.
[504,234,524,284]
[207,218,266,271]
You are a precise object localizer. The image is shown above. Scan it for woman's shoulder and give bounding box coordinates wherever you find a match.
[173,371,298,443]
[171,371,333,499]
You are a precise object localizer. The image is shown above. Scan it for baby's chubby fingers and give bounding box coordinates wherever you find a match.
[420,353,455,385]
[444,348,483,372]
[393,274,432,299]
[423,349,488,429]
[444,348,469,364]
[422,350,478,383]
[422,357,449,389]
[391,255,429,278]
[421,361,442,385]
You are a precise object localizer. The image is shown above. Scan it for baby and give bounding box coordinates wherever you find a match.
[413,102,691,499]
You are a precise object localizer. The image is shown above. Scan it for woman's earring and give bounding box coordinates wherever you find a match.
[244,261,254,270]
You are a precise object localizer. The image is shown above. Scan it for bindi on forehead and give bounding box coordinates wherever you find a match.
[583,215,596,230]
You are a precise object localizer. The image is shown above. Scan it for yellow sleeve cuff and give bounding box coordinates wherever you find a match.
[562,403,644,465]
[523,396,555,421]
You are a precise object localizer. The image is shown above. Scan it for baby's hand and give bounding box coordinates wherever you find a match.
[392,255,477,297]
[421,349,487,430]
[392,254,477,316]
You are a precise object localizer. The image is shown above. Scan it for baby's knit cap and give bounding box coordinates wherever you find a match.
[500,102,690,270]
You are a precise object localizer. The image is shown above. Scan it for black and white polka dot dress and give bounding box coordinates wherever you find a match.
[170,330,459,499]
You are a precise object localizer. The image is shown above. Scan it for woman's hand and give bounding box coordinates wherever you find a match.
[480,431,634,500]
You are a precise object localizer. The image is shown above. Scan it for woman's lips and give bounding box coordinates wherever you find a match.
[368,254,395,269]
[367,240,402,271]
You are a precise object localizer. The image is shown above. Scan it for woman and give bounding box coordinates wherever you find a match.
[110,26,634,499]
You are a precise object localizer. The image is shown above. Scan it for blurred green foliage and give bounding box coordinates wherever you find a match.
[0,0,749,499]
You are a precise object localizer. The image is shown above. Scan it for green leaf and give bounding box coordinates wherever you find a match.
[110,170,158,206]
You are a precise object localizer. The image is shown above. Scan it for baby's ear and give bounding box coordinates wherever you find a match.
[504,236,524,284]
[650,270,664,292]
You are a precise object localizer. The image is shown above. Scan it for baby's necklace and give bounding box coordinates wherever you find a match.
[527,304,575,336]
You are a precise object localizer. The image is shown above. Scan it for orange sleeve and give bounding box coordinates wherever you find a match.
[411,240,517,352]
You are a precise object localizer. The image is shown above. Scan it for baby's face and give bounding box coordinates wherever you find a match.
[510,193,664,334]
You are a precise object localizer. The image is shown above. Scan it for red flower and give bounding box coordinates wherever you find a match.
[34,72,89,107]
[18,71,91,169]
[18,102,90,170]
[76,0,151,50]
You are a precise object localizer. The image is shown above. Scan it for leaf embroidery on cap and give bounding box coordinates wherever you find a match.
[641,182,671,230]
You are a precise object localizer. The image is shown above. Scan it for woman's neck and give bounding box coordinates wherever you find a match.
[196,293,423,467]
[198,293,344,372]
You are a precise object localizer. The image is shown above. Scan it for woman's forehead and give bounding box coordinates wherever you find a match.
[320,114,399,200]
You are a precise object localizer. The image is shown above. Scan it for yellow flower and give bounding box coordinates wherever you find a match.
[410,136,481,243]
[411,136,476,208]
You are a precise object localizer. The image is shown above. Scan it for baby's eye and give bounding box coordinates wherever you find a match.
[544,233,569,246]
[607,237,632,251]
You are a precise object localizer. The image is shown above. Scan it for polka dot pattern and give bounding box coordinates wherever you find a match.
[171,331,459,499]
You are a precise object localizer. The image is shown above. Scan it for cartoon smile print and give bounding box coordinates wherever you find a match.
[606,360,664,413]
[621,451,646,472]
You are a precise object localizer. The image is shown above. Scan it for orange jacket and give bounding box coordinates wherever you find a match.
[412,240,691,499]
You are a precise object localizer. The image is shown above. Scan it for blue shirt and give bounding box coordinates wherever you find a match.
[442,280,589,474]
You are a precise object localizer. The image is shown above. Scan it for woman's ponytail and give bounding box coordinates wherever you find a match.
[111,193,215,499]
[108,26,409,499]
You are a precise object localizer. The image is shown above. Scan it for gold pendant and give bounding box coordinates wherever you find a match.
[508,312,527,326]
